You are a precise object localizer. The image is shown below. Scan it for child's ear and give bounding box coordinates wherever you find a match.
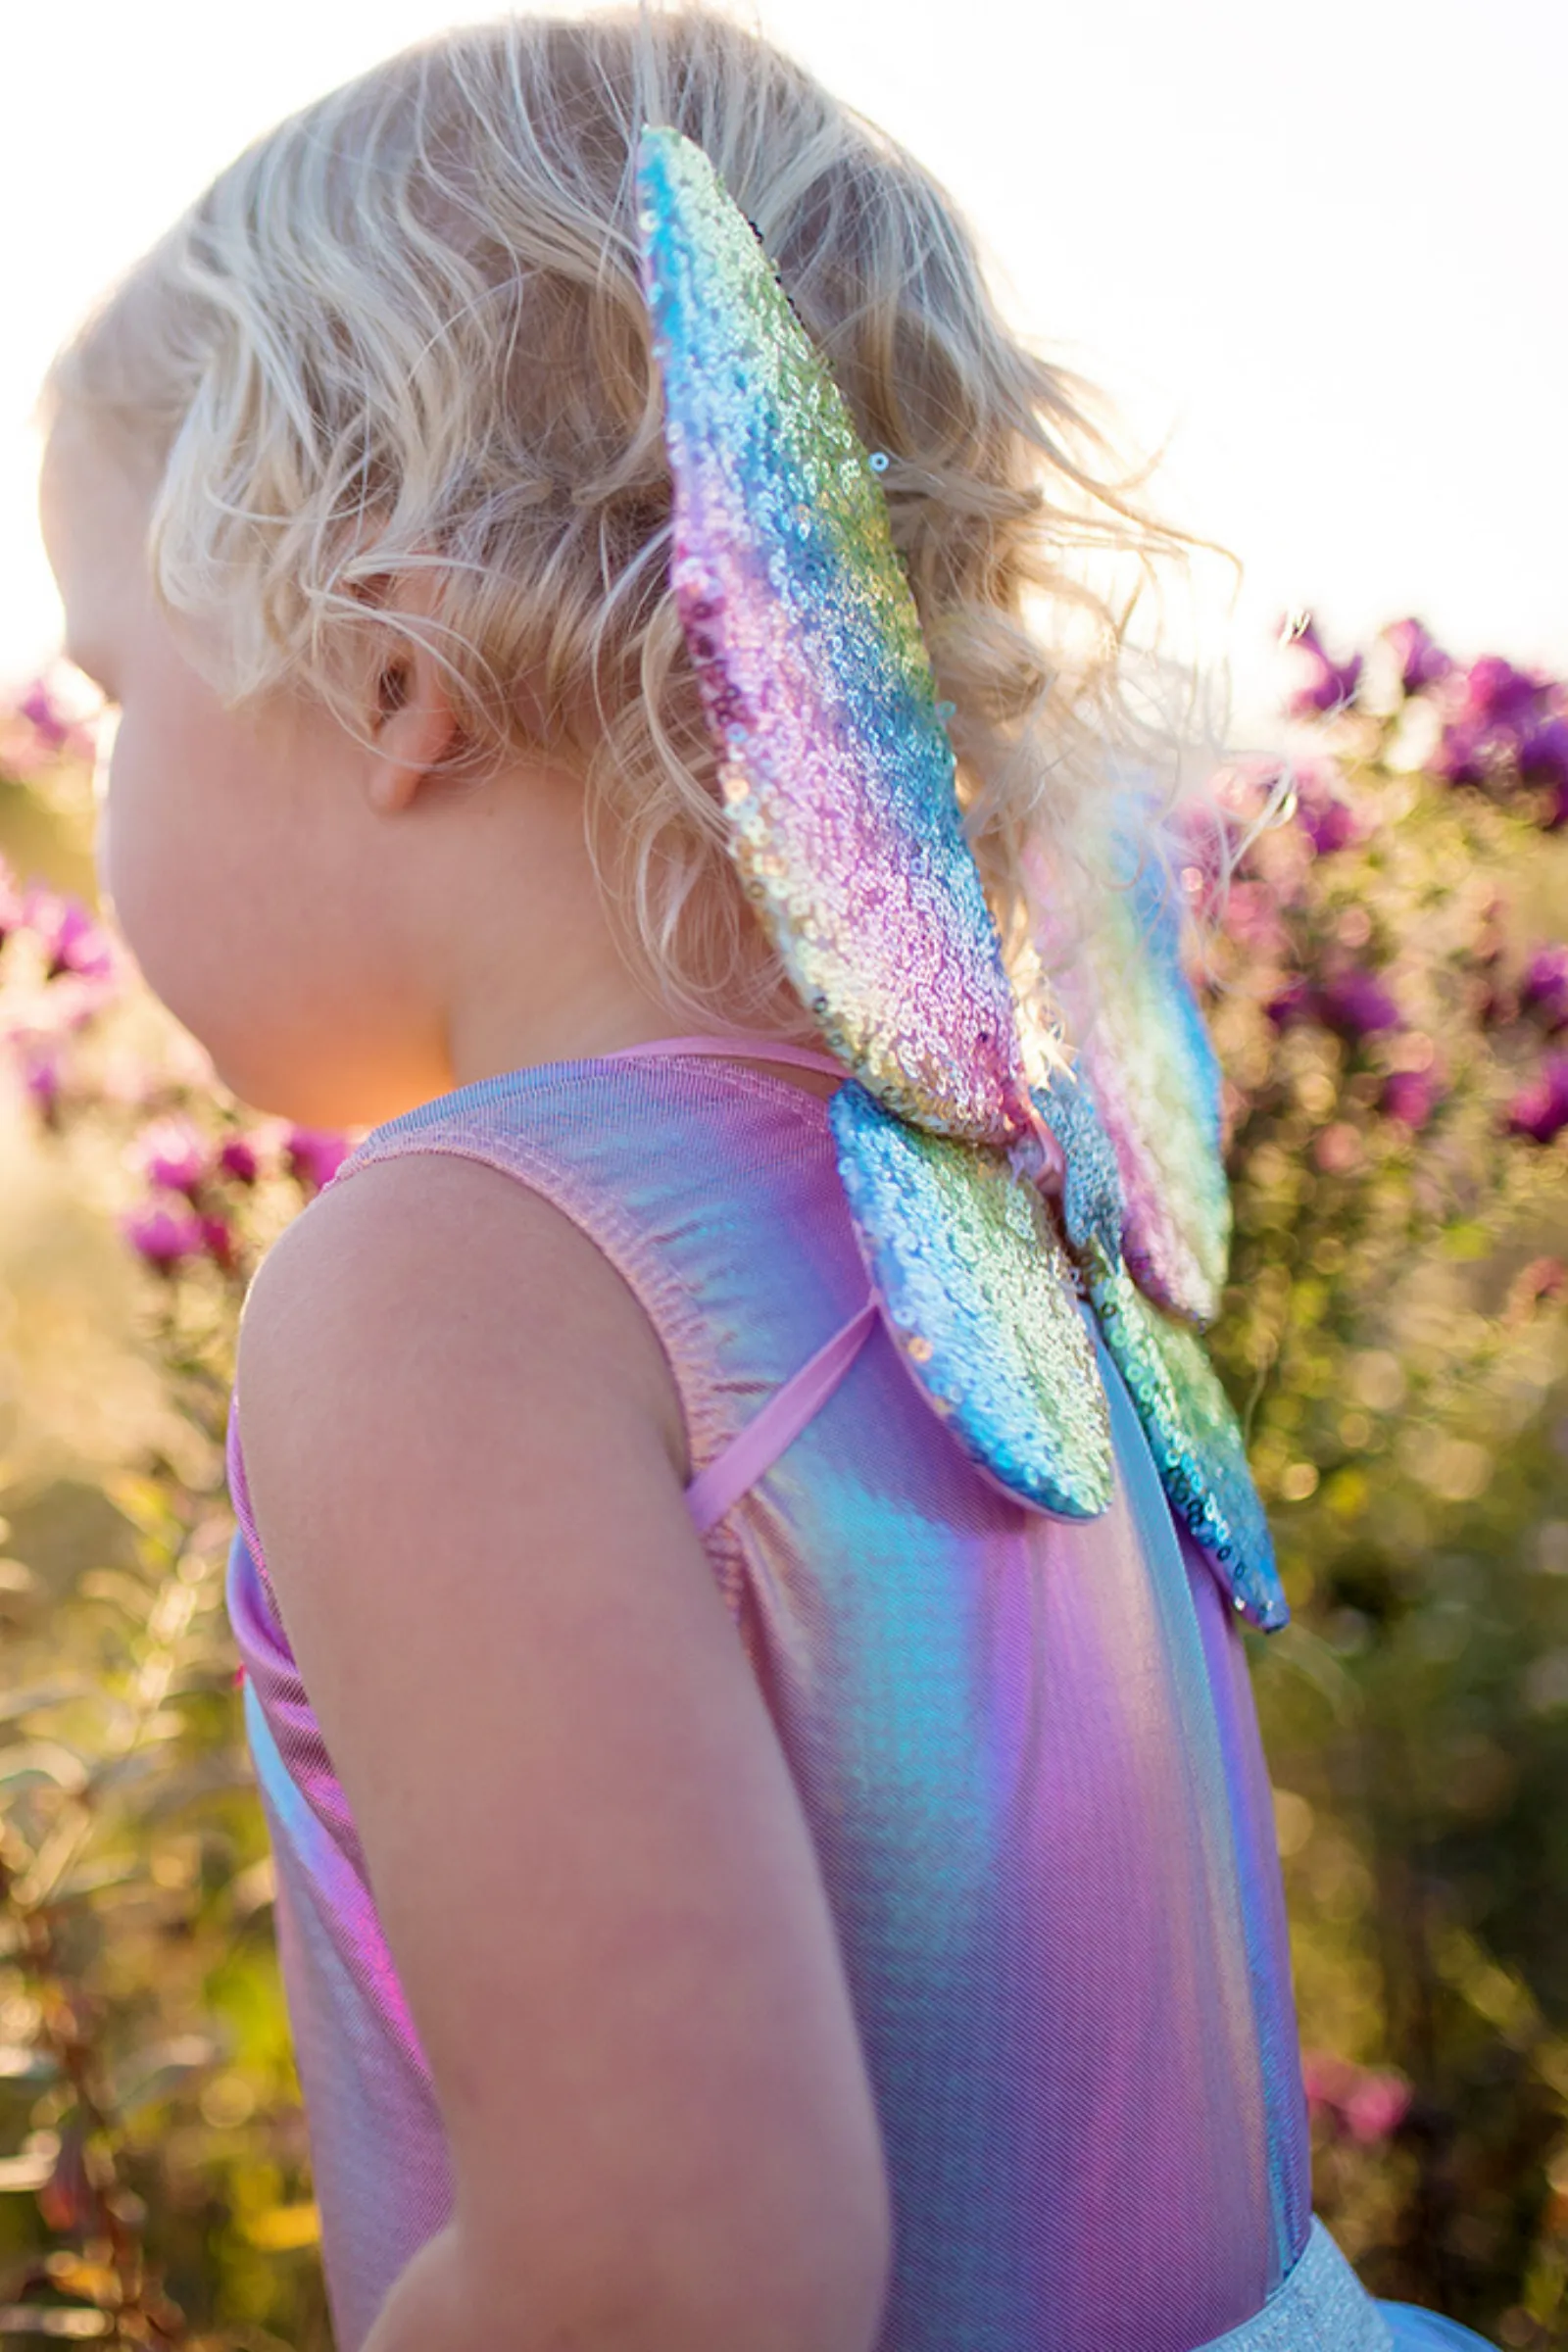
[359,571,463,814]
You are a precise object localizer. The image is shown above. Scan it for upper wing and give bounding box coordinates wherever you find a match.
[1026,808,1232,1328]
[636,124,1035,1148]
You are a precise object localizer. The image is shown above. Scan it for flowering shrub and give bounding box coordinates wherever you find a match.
[0,681,349,2347]
[1192,613,1568,2342]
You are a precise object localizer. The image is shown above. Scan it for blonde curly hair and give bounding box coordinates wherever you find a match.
[39,2,1246,1039]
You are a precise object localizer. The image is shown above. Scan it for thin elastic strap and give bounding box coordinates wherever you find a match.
[684,1292,880,1536]
[608,1033,875,1528]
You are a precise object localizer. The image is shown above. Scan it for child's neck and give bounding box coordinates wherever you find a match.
[443,974,840,1102]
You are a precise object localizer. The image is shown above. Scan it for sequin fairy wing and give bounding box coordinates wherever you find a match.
[1031,1074,1286,1630]
[1087,1255,1286,1631]
[634,124,1036,1146]
[635,122,1115,1521]
[831,1083,1112,1519]
[1029,812,1232,1328]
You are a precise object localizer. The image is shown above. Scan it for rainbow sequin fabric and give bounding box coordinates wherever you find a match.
[636,124,1286,1631]
[1027,835,1234,1329]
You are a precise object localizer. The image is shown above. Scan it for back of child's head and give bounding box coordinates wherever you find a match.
[40,4,1237,1033]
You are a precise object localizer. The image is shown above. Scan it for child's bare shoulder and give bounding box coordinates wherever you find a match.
[239,1145,689,1482]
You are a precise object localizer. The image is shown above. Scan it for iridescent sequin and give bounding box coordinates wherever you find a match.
[1029,1072,1122,1261]
[1033,1073,1286,1631]
[1084,1241,1286,1632]
[635,122,1286,1631]
[636,126,1033,1148]
[1032,836,1233,1328]
[831,1081,1113,1518]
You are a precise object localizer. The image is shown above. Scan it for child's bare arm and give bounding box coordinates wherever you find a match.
[234,1152,894,2352]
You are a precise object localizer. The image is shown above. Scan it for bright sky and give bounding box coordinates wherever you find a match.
[3,0,1563,753]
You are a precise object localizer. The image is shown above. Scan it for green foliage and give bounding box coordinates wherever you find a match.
[0,694,338,2347]
[1195,617,1568,2345]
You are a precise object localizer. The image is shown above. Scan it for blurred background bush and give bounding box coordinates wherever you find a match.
[0,612,1562,2347]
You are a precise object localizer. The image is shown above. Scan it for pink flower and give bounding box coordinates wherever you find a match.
[1316,967,1401,1040]
[120,1202,207,1272]
[1520,947,1568,1033]
[1279,614,1363,721]
[1301,2050,1412,2143]
[16,679,74,752]
[1430,718,1490,789]
[1382,617,1453,696]
[1382,1069,1437,1129]
[22,886,117,985]
[1504,1056,1568,1146]
[285,1127,352,1194]
[130,1115,211,1199]
[1344,2076,1414,2143]
[1298,796,1359,857]
[218,1135,261,1185]
[1265,976,1313,1030]
[1519,714,1568,792]
[200,1214,238,1272]
[20,1042,64,1124]
[1458,655,1549,739]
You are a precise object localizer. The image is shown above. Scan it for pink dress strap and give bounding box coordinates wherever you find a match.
[599,1031,877,1531]
[597,1031,849,1080]
[684,1292,880,1536]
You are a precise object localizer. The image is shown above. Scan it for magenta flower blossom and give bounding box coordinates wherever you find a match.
[121,1203,208,1272]
[1382,616,1452,696]
[1504,1057,1568,1145]
[16,680,75,752]
[22,887,117,985]
[219,1135,261,1186]
[20,1042,64,1124]
[200,1214,238,1272]
[1520,947,1568,1032]
[1458,655,1549,739]
[1382,1069,1437,1129]
[285,1127,352,1194]
[1298,794,1359,857]
[1316,968,1401,1040]
[1343,2076,1414,2144]
[1265,976,1312,1030]
[1429,719,1490,789]
[1301,2052,1413,2145]
[1519,714,1568,792]
[1279,615,1363,721]
[131,1115,212,1199]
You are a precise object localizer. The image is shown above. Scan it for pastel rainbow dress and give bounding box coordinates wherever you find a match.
[223,123,1494,2352]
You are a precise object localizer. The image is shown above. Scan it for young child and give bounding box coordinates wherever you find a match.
[36,8,1496,2349]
